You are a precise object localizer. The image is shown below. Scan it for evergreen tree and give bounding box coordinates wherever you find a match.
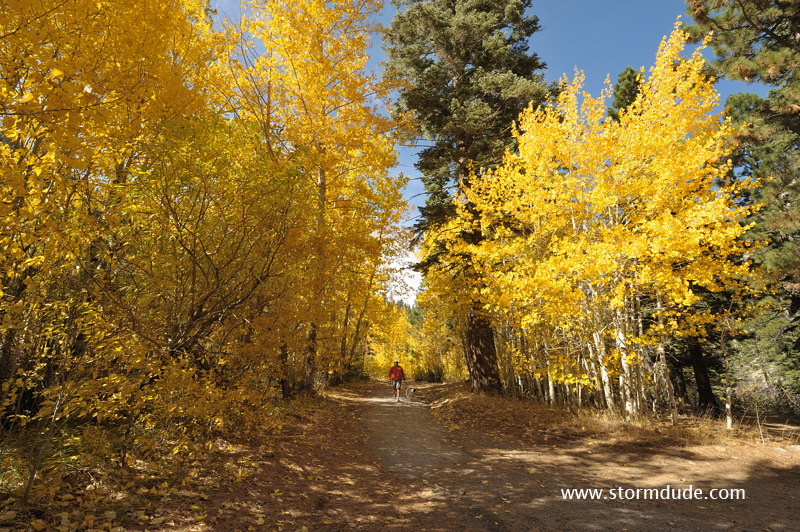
[607,66,641,122]
[383,0,550,392]
[686,1,799,272]
[687,0,800,276]
[687,0,800,399]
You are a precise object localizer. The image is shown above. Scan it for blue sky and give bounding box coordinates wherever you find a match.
[536,0,699,95]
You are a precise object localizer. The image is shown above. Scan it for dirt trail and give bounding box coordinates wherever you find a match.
[358,381,800,531]
[196,381,800,531]
[364,387,466,478]
[362,382,527,530]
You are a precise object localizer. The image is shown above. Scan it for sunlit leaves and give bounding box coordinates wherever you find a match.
[0,0,408,508]
[444,23,763,405]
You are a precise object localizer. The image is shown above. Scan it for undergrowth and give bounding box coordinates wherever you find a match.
[0,398,314,531]
[420,382,800,448]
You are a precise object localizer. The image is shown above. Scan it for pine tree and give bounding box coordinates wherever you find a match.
[383,0,549,392]
[608,66,641,122]
[687,0,800,276]
[687,0,800,397]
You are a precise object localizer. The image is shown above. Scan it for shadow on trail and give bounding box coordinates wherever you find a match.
[202,382,800,531]
[364,390,466,478]
[344,382,800,532]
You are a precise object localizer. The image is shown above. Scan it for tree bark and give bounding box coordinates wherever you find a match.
[658,344,679,425]
[591,332,616,411]
[656,297,678,424]
[279,343,293,399]
[465,305,501,394]
[687,337,721,414]
[614,317,637,416]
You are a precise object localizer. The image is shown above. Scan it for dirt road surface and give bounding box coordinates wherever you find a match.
[199,381,800,531]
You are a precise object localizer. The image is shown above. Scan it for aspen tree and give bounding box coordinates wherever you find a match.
[233,0,407,392]
[0,0,410,501]
[457,23,763,413]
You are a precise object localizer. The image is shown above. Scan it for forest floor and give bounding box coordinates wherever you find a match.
[3,380,800,531]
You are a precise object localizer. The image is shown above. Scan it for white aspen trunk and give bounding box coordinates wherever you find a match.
[548,375,557,406]
[722,328,733,430]
[583,345,602,408]
[545,358,556,406]
[655,297,678,425]
[635,362,644,413]
[614,315,635,417]
[591,332,616,411]
[619,356,638,415]
[585,284,616,412]
[726,385,733,430]
[618,373,628,412]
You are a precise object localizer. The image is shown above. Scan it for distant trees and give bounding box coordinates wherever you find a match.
[607,66,641,122]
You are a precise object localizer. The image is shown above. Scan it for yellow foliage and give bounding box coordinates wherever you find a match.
[0,0,409,502]
[365,302,419,378]
[426,23,764,404]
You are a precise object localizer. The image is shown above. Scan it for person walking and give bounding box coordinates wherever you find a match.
[387,360,405,402]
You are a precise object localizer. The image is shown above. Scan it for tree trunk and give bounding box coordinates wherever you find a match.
[279,343,293,399]
[533,374,544,399]
[304,323,318,394]
[656,298,678,424]
[721,328,733,430]
[615,323,636,416]
[545,358,556,405]
[591,333,616,411]
[658,344,679,425]
[687,337,720,414]
[465,305,501,393]
[302,162,327,396]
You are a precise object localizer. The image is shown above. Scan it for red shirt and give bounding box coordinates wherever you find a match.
[388,365,405,381]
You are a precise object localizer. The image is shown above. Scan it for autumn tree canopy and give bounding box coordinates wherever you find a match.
[0,0,408,502]
[422,23,763,414]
